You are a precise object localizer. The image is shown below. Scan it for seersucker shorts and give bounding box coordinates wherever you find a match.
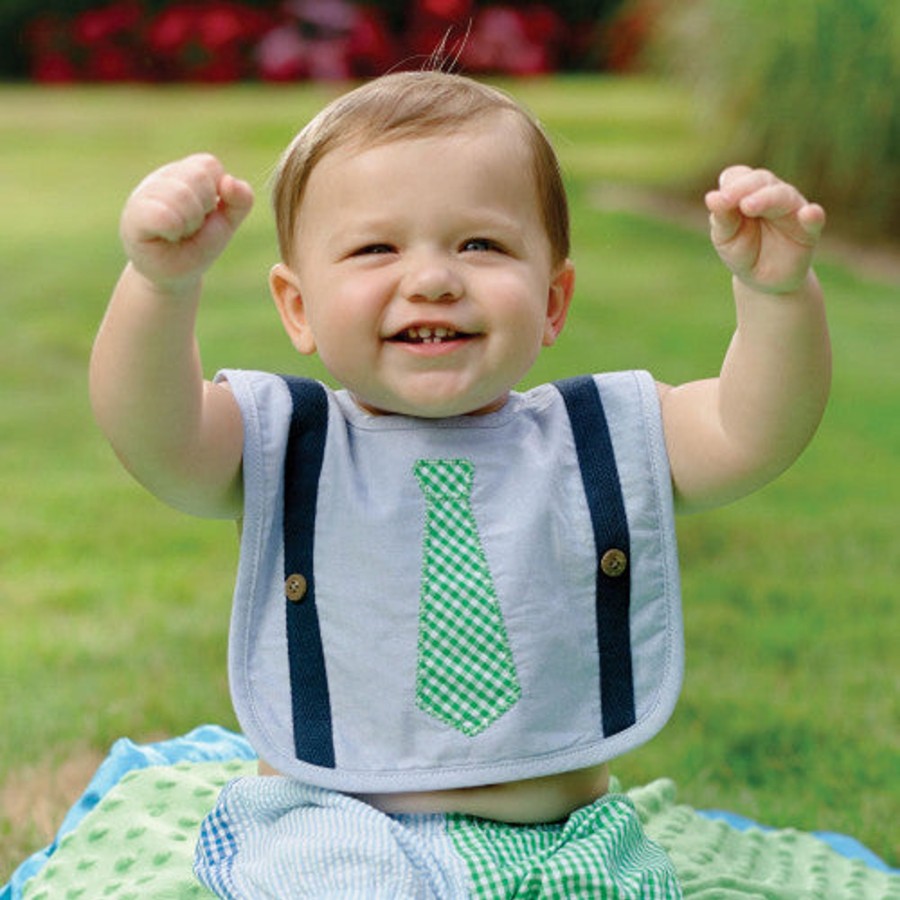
[194,776,682,899]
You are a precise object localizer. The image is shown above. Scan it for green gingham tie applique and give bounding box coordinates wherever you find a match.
[413,459,521,737]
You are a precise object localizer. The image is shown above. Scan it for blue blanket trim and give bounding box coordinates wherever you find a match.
[3,726,896,899]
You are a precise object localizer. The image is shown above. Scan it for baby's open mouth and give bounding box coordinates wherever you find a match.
[390,326,470,344]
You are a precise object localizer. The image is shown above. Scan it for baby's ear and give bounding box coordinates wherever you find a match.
[270,263,316,355]
[543,259,575,347]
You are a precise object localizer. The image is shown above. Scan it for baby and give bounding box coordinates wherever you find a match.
[90,71,830,897]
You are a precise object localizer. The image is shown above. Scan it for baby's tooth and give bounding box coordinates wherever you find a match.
[400,325,461,343]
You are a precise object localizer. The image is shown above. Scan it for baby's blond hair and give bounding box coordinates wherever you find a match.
[272,70,570,267]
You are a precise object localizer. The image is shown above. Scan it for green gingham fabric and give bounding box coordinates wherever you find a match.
[413,458,522,736]
[447,792,682,898]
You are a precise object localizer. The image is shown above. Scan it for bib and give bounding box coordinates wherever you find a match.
[221,369,683,793]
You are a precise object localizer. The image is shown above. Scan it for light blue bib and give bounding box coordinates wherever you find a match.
[219,369,682,793]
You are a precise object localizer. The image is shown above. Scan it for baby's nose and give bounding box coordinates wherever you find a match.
[402,254,463,302]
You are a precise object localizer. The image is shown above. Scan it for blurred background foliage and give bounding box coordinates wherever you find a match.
[651,0,900,237]
[0,0,632,82]
[2,0,897,236]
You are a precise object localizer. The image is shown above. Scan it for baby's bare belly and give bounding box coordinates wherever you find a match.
[259,760,610,824]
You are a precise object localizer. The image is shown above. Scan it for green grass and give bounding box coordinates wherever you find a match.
[1,77,897,878]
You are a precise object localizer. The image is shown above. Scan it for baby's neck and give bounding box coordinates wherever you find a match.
[349,392,511,418]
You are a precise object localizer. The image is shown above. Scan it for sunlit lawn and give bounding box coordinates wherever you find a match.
[1,77,897,878]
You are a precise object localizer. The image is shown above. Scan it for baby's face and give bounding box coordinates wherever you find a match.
[271,115,573,417]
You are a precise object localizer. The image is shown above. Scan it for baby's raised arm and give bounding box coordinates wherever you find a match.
[661,166,831,511]
[89,154,254,518]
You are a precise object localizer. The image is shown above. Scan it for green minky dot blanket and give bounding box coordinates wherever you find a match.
[21,760,254,900]
[21,763,900,899]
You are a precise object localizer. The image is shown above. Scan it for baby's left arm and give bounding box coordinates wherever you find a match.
[660,166,831,511]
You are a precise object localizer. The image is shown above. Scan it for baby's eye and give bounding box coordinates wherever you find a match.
[353,243,395,256]
[461,237,502,253]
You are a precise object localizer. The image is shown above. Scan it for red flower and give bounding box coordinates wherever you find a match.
[462,6,561,76]
[198,1,270,51]
[147,1,273,81]
[25,14,75,82]
[85,44,144,81]
[256,24,308,82]
[27,4,149,83]
[258,2,396,82]
[146,6,194,55]
[518,5,565,47]
[346,8,395,77]
[305,39,353,80]
[193,46,245,82]
[31,52,80,84]
[406,0,474,60]
[285,0,359,34]
[417,0,474,20]
[72,0,143,46]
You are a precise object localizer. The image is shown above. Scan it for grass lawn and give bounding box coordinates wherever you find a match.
[1,76,897,879]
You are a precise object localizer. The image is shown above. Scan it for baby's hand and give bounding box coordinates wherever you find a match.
[705,166,825,295]
[120,153,254,292]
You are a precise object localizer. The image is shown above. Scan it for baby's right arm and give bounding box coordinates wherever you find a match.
[89,154,255,519]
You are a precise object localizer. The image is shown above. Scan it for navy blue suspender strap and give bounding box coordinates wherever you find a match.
[554,375,637,737]
[280,375,335,768]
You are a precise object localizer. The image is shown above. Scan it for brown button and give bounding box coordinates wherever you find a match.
[285,573,307,602]
[600,548,628,578]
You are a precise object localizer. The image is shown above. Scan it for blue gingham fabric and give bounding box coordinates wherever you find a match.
[194,777,470,899]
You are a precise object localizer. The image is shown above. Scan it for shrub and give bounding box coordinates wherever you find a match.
[653,0,900,236]
[0,0,630,81]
